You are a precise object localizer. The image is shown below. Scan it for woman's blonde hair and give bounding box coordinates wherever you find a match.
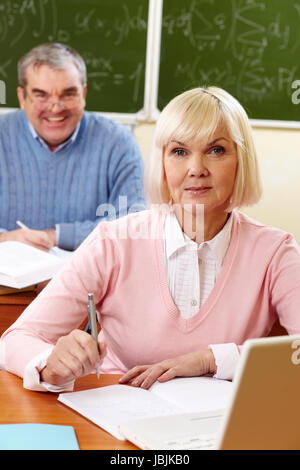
[145,86,262,211]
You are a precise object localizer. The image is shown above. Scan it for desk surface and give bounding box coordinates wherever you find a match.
[0,371,137,450]
[0,283,47,335]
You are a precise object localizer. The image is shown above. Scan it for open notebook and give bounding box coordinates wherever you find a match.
[0,241,72,288]
[58,376,233,441]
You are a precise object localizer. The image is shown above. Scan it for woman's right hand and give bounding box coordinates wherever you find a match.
[40,329,106,385]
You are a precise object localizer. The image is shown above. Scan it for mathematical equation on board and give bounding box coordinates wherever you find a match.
[161,0,300,104]
[0,0,148,108]
[83,54,144,104]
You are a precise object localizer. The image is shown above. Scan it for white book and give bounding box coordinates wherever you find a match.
[58,377,233,440]
[0,241,72,288]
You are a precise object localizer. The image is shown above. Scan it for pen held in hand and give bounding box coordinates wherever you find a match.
[87,293,100,379]
[16,220,29,230]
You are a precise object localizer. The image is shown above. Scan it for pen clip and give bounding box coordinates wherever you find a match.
[88,292,95,311]
[87,293,98,337]
[87,293,101,379]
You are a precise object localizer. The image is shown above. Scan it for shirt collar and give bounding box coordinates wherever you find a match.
[164,210,233,265]
[27,119,81,153]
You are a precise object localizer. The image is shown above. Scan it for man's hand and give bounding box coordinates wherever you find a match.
[44,228,57,246]
[119,349,217,389]
[40,329,106,386]
[0,228,55,251]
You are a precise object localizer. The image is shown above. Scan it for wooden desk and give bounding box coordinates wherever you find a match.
[0,283,47,335]
[0,290,37,334]
[0,371,137,450]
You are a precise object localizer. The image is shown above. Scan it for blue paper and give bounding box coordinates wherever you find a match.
[0,423,79,450]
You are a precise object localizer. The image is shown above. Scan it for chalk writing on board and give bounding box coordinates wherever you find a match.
[291,80,300,105]
[163,1,222,51]
[86,60,143,103]
[74,4,147,46]
[0,0,69,45]
[0,58,12,80]
[0,0,148,112]
[159,0,300,120]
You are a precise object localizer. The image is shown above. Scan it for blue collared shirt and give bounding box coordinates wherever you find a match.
[27,120,81,153]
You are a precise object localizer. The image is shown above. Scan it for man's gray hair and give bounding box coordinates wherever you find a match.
[18,43,87,88]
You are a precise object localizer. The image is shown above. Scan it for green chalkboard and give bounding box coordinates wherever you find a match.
[0,0,148,114]
[158,0,300,122]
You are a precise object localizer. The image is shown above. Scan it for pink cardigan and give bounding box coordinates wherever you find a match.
[2,209,300,378]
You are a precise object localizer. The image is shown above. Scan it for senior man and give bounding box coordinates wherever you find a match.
[0,43,145,251]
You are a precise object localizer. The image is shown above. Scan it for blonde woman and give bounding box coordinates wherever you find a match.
[1,87,300,392]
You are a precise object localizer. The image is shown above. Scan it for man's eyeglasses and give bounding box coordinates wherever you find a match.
[24,89,82,110]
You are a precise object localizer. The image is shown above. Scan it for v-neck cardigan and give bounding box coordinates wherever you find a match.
[2,209,300,379]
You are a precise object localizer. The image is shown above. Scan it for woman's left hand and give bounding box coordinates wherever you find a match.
[119,349,217,389]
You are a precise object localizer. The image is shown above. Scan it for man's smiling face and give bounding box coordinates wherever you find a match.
[17,62,87,151]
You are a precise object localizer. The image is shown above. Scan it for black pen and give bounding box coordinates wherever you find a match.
[87,293,100,379]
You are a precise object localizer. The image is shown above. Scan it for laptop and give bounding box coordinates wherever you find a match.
[119,335,300,450]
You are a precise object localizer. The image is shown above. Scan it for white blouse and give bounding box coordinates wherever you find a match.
[164,210,239,380]
[164,210,233,318]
